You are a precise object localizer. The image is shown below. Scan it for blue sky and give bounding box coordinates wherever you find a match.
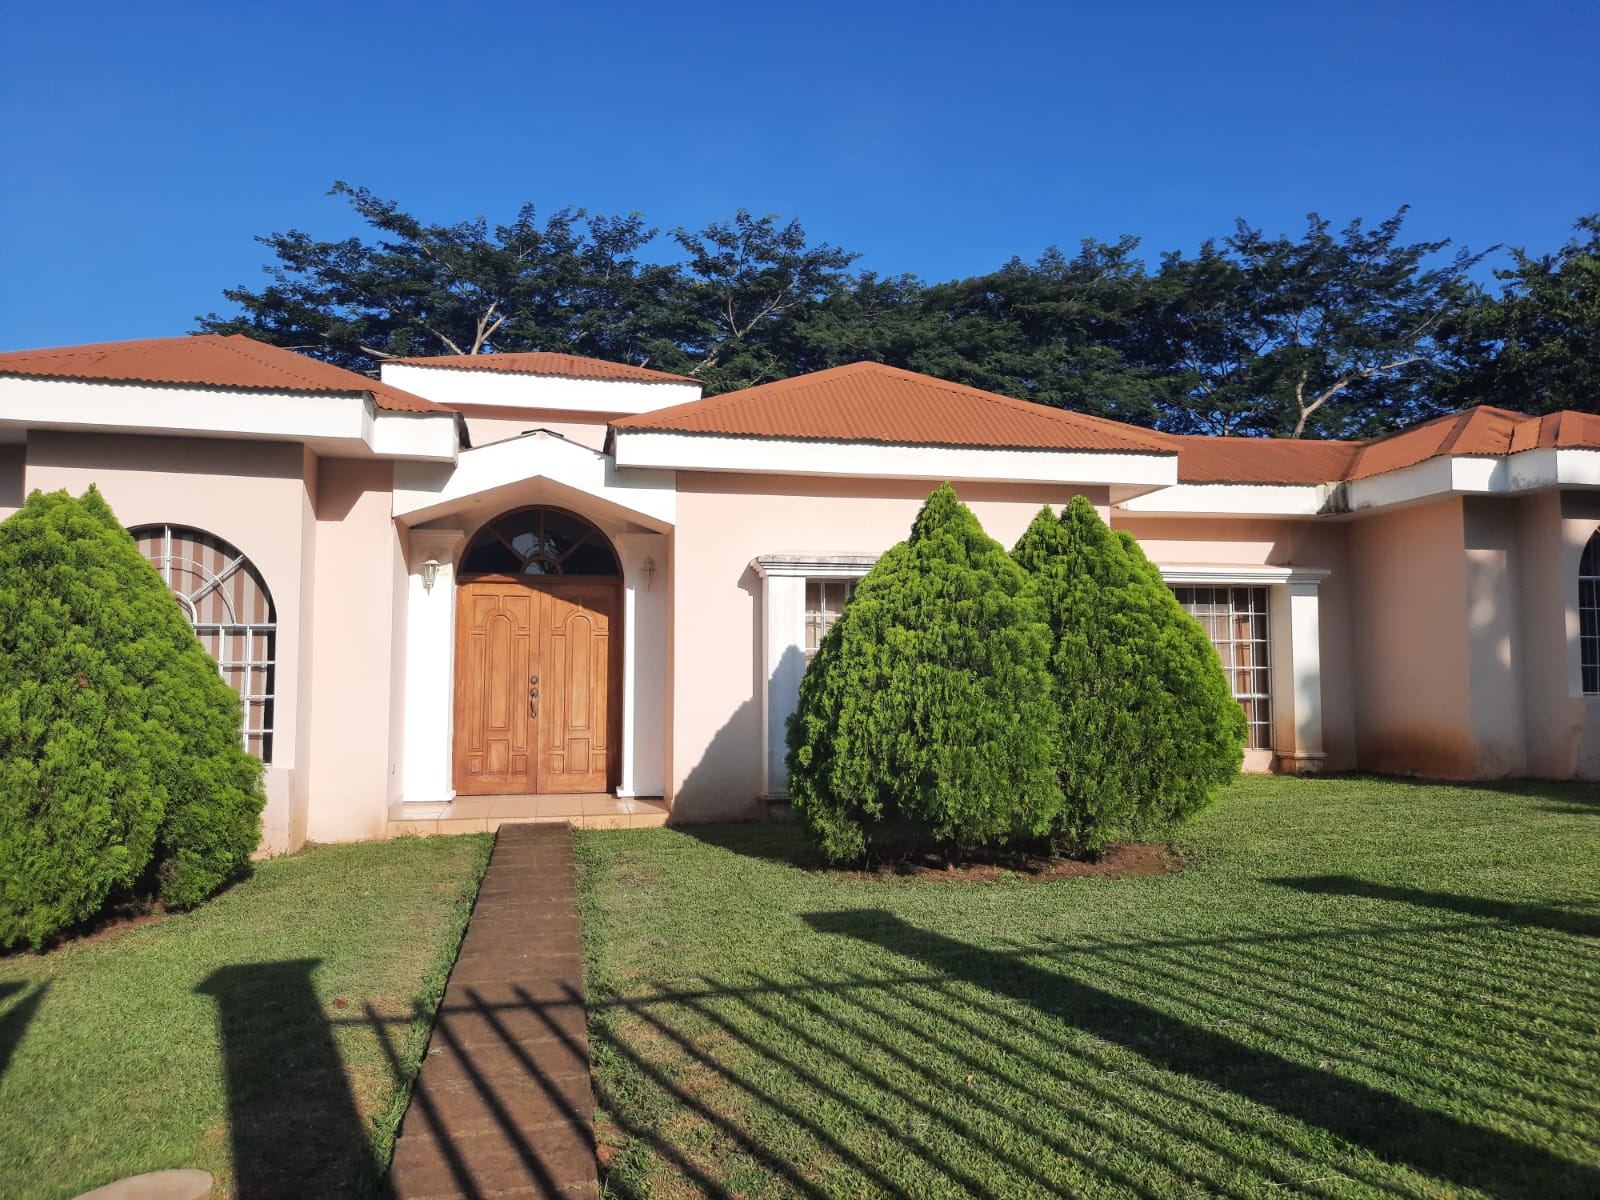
[2,0,1595,351]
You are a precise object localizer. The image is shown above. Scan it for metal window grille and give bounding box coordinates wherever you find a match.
[1172,585,1273,750]
[132,525,276,762]
[805,579,856,661]
[1581,533,1600,695]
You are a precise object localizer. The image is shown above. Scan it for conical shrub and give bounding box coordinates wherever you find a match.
[1013,497,1243,853]
[785,483,1059,862]
[0,488,263,948]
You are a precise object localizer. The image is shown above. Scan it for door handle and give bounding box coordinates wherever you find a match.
[529,675,539,717]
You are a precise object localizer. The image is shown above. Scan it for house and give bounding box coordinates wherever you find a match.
[2,333,1598,853]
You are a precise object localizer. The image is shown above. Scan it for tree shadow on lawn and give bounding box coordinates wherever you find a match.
[801,908,1600,1200]
[1273,875,1600,938]
[0,980,46,1085]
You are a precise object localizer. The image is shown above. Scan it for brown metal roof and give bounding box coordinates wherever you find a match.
[612,361,1176,454]
[1348,406,1528,479]
[0,334,445,413]
[1178,405,1600,486]
[1174,436,1363,484]
[391,351,696,385]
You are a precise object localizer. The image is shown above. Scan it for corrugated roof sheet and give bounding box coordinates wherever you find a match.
[1177,405,1600,486]
[0,334,444,413]
[391,351,696,385]
[1174,436,1363,484]
[1349,406,1528,479]
[612,361,1175,454]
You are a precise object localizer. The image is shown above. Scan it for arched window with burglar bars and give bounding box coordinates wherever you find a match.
[131,524,277,761]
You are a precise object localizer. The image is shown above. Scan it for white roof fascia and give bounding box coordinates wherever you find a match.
[381,362,702,416]
[0,375,458,462]
[1118,482,1331,516]
[611,429,1177,493]
[1341,448,1600,511]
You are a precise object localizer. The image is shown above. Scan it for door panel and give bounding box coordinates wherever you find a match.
[453,579,615,795]
[536,584,614,793]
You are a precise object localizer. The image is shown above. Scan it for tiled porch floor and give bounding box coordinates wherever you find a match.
[388,793,668,838]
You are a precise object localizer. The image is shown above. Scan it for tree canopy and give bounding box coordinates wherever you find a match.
[201,185,1597,438]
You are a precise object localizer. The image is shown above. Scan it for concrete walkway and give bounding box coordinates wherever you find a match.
[385,824,599,1199]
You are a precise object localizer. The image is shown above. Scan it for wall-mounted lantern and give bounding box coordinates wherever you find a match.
[642,555,657,590]
[421,559,442,593]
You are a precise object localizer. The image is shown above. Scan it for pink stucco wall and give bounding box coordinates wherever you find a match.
[21,431,313,849]
[667,473,1110,820]
[1519,491,1600,778]
[462,412,611,454]
[302,457,403,844]
[1347,497,1477,776]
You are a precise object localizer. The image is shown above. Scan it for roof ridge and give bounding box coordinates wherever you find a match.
[214,334,368,395]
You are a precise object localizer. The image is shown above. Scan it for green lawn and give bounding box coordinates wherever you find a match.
[0,833,491,1200]
[576,777,1600,1199]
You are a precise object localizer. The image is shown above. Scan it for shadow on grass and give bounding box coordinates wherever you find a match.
[198,960,377,1200]
[674,820,827,869]
[802,908,1600,1200]
[0,981,46,1084]
[1274,875,1600,937]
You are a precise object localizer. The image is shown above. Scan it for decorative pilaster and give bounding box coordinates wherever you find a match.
[401,528,466,805]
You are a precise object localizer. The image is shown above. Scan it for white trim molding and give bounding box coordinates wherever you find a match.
[751,554,881,800]
[393,428,677,527]
[613,429,1177,495]
[1159,564,1330,773]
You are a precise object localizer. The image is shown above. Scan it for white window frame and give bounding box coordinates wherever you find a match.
[1580,530,1600,696]
[1159,565,1329,771]
[752,555,878,799]
[133,524,277,762]
[1171,584,1274,750]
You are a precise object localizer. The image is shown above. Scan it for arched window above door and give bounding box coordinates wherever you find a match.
[130,524,276,762]
[460,506,620,577]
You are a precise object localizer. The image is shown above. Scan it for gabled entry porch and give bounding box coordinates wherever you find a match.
[389,430,674,820]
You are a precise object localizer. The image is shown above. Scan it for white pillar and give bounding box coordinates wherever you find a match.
[613,532,668,798]
[760,575,807,799]
[1270,574,1327,771]
[751,555,878,799]
[401,529,465,806]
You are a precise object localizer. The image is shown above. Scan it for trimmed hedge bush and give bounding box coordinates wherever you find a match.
[1013,497,1244,853]
[785,484,1060,862]
[0,488,263,948]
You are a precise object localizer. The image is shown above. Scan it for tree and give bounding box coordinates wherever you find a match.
[198,186,859,389]
[1442,212,1600,415]
[664,210,860,392]
[0,488,263,948]
[1135,209,1486,438]
[1013,498,1243,854]
[199,182,676,375]
[785,484,1059,863]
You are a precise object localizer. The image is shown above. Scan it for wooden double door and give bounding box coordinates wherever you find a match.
[453,579,619,795]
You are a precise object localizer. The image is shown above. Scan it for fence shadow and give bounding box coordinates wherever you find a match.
[0,981,46,1084]
[1273,875,1600,938]
[801,908,1600,1200]
[197,960,377,1199]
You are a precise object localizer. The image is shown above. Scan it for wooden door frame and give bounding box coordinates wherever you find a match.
[453,574,624,795]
